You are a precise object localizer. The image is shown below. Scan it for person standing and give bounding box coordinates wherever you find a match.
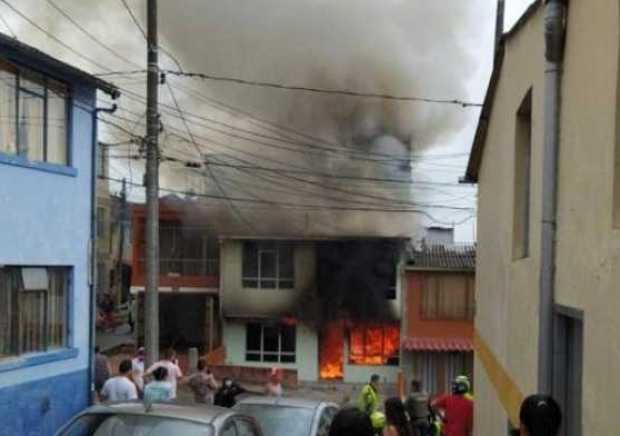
[146,348,183,399]
[100,359,138,402]
[185,358,218,404]
[131,347,146,395]
[94,346,111,399]
[404,380,431,436]
[358,374,381,417]
[384,397,413,436]
[518,394,562,436]
[431,376,473,436]
[264,367,283,397]
[144,366,173,403]
[214,378,246,408]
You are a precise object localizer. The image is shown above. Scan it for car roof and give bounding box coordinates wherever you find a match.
[81,402,236,425]
[235,396,338,410]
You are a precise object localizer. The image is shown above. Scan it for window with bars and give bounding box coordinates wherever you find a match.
[0,266,69,358]
[245,322,296,363]
[0,58,70,166]
[154,222,219,275]
[421,273,475,321]
[242,241,294,289]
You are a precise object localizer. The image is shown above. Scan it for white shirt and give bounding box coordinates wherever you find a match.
[131,358,145,391]
[147,360,183,399]
[101,376,138,402]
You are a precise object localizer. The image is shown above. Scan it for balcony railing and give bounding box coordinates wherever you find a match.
[139,258,219,276]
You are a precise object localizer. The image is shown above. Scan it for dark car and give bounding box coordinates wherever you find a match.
[234,396,339,436]
[55,402,263,436]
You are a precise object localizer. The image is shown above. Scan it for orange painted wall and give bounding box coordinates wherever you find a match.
[130,204,219,288]
[404,270,474,339]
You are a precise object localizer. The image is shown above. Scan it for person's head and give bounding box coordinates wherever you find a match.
[519,394,562,436]
[223,377,233,388]
[197,358,207,372]
[451,375,471,395]
[152,366,168,381]
[370,374,381,389]
[163,348,176,361]
[385,397,409,435]
[119,359,132,376]
[410,379,421,392]
[329,407,374,436]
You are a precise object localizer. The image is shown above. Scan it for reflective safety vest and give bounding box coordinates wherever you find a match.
[357,384,380,415]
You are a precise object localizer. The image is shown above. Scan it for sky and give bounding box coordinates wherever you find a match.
[0,0,537,242]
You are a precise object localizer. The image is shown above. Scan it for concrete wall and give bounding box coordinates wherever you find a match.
[220,240,316,317]
[222,320,319,382]
[475,5,545,434]
[475,0,620,433]
[0,82,96,435]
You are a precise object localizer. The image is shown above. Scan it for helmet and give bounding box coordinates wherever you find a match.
[452,375,471,395]
[370,411,386,430]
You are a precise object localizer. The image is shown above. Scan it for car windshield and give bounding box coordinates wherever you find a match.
[234,404,314,436]
[58,413,213,436]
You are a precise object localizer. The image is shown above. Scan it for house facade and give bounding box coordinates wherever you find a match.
[401,244,475,395]
[465,0,620,434]
[219,237,405,384]
[130,196,220,351]
[0,34,118,434]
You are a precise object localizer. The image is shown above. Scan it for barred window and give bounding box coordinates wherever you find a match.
[0,266,69,358]
[0,58,69,165]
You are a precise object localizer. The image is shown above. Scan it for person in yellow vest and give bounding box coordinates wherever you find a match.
[358,374,381,417]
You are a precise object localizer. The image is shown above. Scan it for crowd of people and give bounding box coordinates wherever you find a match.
[94,346,283,407]
[331,374,561,436]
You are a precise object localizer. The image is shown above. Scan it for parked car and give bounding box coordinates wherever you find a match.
[234,396,339,436]
[55,402,262,436]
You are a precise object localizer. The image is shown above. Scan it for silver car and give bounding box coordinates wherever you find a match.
[234,397,339,436]
[55,402,263,436]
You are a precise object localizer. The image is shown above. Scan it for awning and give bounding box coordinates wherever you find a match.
[402,337,473,352]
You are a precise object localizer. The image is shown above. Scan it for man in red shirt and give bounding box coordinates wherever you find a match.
[431,376,473,436]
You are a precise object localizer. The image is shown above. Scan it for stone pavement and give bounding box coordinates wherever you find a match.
[96,323,135,353]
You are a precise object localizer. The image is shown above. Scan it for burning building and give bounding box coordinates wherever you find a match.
[219,237,406,383]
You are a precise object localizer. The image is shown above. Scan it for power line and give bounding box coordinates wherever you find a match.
[44,0,142,69]
[104,68,482,107]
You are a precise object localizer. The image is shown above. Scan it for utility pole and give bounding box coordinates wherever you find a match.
[144,0,160,368]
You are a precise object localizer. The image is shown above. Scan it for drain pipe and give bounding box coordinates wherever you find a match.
[88,102,117,404]
[538,0,566,394]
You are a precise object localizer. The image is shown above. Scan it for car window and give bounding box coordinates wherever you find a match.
[235,418,259,436]
[219,420,237,436]
[58,413,212,436]
[234,404,314,436]
[317,407,338,436]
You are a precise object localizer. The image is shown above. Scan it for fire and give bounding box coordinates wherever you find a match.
[349,324,400,366]
[319,321,344,379]
[319,321,400,379]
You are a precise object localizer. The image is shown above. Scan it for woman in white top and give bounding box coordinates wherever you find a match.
[146,348,183,399]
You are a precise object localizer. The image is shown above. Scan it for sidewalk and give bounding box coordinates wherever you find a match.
[96,323,135,353]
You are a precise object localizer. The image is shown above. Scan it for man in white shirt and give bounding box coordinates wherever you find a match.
[100,359,138,402]
[146,349,183,399]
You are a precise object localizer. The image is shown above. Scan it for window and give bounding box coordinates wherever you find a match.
[0,266,69,357]
[245,322,296,363]
[513,89,532,259]
[242,241,294,289]
[421,274,475,320]
[349,324,399,366]
[0,58,69,165]
[156,222,219,275]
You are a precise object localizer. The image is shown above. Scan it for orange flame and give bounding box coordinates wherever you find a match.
[319,321,344,379]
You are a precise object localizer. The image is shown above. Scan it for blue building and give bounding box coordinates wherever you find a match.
[0,33,118,435]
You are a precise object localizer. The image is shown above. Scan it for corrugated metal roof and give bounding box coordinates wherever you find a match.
[402,337,473,352]
[407,244,476,271]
